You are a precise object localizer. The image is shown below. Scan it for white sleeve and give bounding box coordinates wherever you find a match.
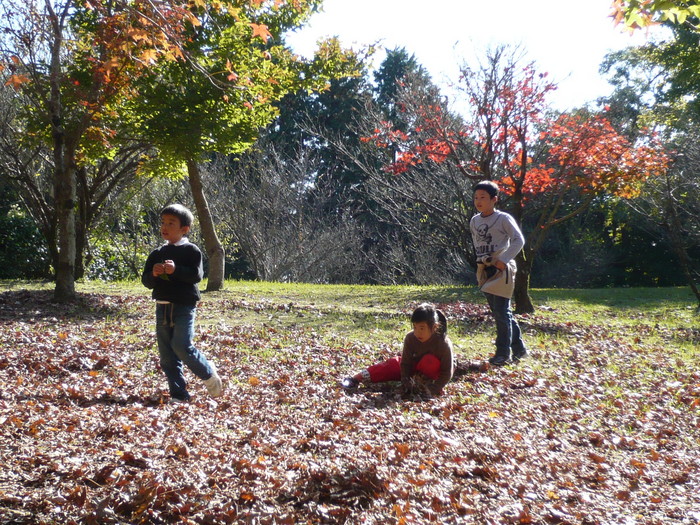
[496,214,525,264]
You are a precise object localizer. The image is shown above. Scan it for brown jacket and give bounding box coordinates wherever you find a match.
[400,332,454,392]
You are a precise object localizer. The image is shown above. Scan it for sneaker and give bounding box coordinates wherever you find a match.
[204,364,223,397]
[512,348,528,362]
[341,377,359,390]
[169,395,190,404]
[488,355,510,367]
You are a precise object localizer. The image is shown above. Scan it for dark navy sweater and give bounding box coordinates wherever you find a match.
[141,240,203,306]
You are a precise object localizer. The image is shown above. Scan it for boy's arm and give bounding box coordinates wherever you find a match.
[141,251,159,289]
[495,214,525,266]
[170,246,204,284]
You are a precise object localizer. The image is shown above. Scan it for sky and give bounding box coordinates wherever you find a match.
[285,0,663,111]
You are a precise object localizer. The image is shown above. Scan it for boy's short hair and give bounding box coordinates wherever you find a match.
[161,204,194,228]
[473,180,499,199]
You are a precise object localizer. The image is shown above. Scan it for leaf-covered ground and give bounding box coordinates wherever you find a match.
[0,284,698,524]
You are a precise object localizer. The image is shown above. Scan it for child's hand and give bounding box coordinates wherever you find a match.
[494,260,506,270]
[401,376,433,399]
[153,263,165,277]
[163,260,175,274]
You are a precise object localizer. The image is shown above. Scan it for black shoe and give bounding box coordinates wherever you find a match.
[512,348,528,362]
[169,394,191,404]
[488,356,510,367]
[341,377,359,390]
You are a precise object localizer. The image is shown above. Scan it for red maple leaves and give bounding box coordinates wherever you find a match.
[530,112,669,199]
[365,68,669,201]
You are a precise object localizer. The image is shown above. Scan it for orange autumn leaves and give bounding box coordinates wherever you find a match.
[364,107,669,200]
[523,112,669,199]
[2,0,282,92]
[1,56,30,91]
[363,53,668,200]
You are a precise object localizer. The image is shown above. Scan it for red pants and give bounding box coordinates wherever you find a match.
[367,354,441,383]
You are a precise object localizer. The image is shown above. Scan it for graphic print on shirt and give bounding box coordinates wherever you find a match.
[475,223,496,257]
[475,224,492,244]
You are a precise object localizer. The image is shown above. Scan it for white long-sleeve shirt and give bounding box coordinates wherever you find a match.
[469,210,525,264]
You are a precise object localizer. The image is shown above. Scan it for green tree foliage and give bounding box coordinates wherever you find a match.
[124,1,361,290]
[602,28,700,125]
[0,0,216,300]
[610,0,700,123]
[0,183,49,279]
[602,15,700,303]
[374,47,431,130]
[612,0,700,29]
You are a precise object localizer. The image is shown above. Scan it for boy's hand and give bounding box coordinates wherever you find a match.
[163,260,175,274]
[153,263,165,277]
[494,260,506,270]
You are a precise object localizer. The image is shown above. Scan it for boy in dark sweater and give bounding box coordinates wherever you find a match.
[142,204,222,403]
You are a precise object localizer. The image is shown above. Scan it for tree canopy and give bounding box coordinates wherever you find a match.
[0,0,360,298]
[611,0,700,29]
[364,46,669,312]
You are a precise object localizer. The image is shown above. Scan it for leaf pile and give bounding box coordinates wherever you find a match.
[0,288,698,524]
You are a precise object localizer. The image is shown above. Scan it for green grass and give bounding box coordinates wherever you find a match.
[532,286,696,324]
[7,278,694,353]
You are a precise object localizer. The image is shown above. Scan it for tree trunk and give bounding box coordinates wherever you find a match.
[74,213,87,280]
[48,20,76,302]
[187,159,224,291]
[513,250,534,314]
[74,165,89,280]
[54,159,76,301]
[665,201,700,308]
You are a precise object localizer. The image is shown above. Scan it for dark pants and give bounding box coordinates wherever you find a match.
[156,303,213,400]
[484,292,526,359]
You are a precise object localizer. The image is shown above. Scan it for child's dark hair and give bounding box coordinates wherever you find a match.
[473,180,499,199]
[411,303,448,336]
[161,204,194,228]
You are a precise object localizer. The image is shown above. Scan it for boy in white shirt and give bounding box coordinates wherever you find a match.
[470,181,528,366]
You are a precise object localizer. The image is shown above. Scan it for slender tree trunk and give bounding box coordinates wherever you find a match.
[509,188,534,314]
[187,159,224,291]
[48,18,76,302]
[74,211,87,280]
[513,250,534,314]
[665,202,700,308]
[54,156,76,301]
[74,165,88,279]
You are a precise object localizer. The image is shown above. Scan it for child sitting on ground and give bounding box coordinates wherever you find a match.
[341,303,454,397]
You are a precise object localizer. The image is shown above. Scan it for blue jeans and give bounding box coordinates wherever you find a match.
[484,292,526,359]
[156,303,213,400]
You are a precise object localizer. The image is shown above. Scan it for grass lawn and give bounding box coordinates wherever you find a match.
[0,280,698,524]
